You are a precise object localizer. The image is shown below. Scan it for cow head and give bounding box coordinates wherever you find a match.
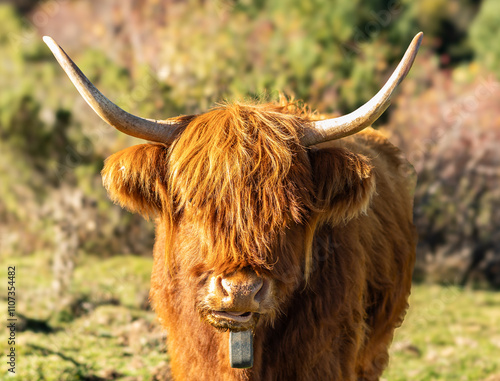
[44,33,422,332]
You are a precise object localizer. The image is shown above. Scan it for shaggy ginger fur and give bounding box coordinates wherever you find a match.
[102,100,417,380]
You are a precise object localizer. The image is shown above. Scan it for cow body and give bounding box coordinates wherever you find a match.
[44,32,422,381]
[102,103,417,381]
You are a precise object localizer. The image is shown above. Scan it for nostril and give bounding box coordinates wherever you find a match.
[254,278,269,303]
[251,277,263,295]
[218,276,229,297]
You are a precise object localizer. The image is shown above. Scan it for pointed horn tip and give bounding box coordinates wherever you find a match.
[42,36,61,54]
[303,32,424,146]
[42,36,55,46]
[414,32,424,48]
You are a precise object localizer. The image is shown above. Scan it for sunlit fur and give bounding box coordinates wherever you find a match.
[102,100,417,380]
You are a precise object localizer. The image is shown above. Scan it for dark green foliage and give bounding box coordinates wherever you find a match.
[469,0,500,78]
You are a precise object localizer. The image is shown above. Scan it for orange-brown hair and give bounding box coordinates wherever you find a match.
[166,101,317,272]
[103,100,314,270]
[102,99,416,380]
[102,99,377,278]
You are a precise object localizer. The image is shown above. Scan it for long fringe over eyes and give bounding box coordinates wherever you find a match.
[166,101,316,274]
[102,100,377,280]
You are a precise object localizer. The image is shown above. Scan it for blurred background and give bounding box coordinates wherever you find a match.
[1,0,500,380]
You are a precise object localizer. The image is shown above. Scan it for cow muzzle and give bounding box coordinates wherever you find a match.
[203,268,272,331]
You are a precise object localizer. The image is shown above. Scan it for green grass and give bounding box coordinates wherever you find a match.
[1,252,169,380]
[2,252,500,380]
[385,284,500,381]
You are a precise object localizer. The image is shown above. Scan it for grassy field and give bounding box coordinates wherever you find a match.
[384,284,500,381]
[2,252,500,380]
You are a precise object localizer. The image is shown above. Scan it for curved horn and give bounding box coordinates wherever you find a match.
[43,36,182,143]
[302,32,423,146]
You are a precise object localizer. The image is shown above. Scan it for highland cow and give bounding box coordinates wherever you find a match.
[44,32,422,381]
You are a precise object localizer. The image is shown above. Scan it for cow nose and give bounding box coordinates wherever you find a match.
[215,269,269,310]
[221,274,263,300]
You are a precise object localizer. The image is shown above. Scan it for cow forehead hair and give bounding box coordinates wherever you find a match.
[165,100,317,271]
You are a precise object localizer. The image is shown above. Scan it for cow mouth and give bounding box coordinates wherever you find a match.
[211,311,253,323]
[203,310,259,331]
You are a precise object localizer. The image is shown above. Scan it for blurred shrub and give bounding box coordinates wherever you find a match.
[396,0,477,65]
[0,4,154,257]
[1,0,425,256]
[469,0,500,79]
[38,0,425,114]
[155,0,415,113]
[391,62,500,288]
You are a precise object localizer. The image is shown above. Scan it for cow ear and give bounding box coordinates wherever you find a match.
[309,147,376,226]
[102,143,170,219]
